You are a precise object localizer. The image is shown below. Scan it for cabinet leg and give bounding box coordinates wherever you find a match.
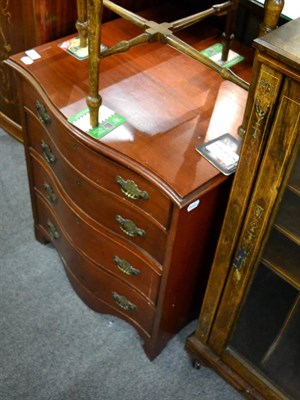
[35,225,50,245]
[192,359,203,369]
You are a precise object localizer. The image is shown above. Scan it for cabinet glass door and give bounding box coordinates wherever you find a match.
[227,151,300,399]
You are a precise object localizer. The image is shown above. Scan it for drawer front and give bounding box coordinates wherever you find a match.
[23,92,171,228]
[35,195,155,335]
[32,160,162,304]
[30,151,167,263]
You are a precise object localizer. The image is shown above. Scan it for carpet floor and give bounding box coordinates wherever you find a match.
[0,129,242,400]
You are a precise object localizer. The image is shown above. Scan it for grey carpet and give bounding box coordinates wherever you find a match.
[0,129,242,400]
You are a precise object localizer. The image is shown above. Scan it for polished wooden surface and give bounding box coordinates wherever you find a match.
[8,9,253,203]
[256,16,300,69]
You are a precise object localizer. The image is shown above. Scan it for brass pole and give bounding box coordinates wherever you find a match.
[103,0,148,29]
[171,1,232,32]
[76,0,88,48]
[166,33,250,91]
[260,0,285,36]
[87,0,103,128]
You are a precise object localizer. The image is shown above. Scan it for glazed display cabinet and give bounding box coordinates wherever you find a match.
[186,17,300,400]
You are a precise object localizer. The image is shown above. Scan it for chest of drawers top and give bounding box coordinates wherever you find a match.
[10,15,249,207]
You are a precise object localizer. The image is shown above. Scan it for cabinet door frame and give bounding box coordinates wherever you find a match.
[195,59,283,343]
[208,76,300,354]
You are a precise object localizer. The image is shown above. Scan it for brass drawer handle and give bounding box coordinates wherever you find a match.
[35,100,51,125]
[113,255,141,276]
[115,215,146,238]
[47,220,60,240]
[115,175,149,200]
[112,291,137,311]
[43,182,57,204]
[40,141,56,165]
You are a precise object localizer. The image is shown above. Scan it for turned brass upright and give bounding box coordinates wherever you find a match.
[260,0,284,36]
[238,0,284,138]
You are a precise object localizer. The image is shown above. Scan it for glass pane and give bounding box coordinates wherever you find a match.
[261,300,300,398]
[228,263,300,398]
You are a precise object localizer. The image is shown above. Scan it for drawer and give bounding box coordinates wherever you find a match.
[35,195,155,336]
[32,161,162,303]
[23,92,171,228]
[31,153,167,263]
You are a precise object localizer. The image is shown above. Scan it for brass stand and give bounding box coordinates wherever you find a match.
[75,0,283,128]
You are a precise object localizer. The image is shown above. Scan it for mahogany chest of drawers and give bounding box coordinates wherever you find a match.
[6,13,251,359]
